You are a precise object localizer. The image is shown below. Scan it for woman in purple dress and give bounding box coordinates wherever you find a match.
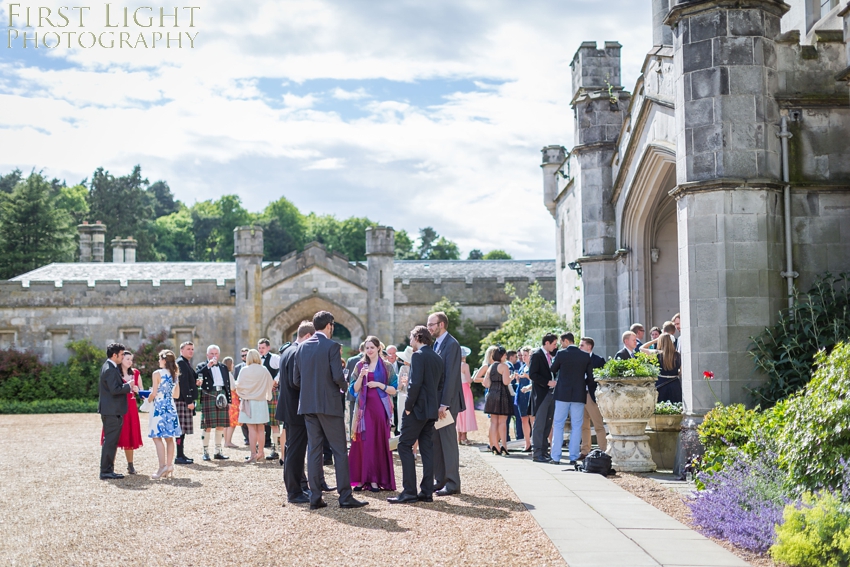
[349,336,398,492]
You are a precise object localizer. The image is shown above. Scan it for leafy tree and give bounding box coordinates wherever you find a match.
[305,213,377,261]
[152,209,194,261]
[394,229,417,260]
[429,236,461,260]
[417,227,438,258]
[147,181,180,218]
[0,172,75,278]
[189,195,255,261]
[483,249,512,260]
[54,184,90,226]
[260,196,307,259]
[0,169,22,194]
[87,165,158,260]
[481,282,569,350]
[467,249,484,260]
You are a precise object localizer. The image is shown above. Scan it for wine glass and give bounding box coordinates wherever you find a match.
[343,368,350,382]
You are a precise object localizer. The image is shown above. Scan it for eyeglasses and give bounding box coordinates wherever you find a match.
[426,322,438,328]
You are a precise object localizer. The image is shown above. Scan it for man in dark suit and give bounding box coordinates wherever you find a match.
[294,310,367,510]
[175,341,198,465]
[548,333,593,465]
[388,325,444,504]
[277,321,329,504]
[427,311,464,496]
[579,337,607,458]
[530,333,559,462]
[615,331,638,360]
[98,342,135,480]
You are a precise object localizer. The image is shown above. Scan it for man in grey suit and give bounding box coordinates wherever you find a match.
[427,311,464,496]
[98,342,137,480]
[294,310,367,510]
[388,325,444,504]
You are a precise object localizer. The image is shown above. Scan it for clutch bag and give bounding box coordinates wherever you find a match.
[139,398,153,413]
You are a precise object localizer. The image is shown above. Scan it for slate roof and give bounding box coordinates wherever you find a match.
[12,259,556,286]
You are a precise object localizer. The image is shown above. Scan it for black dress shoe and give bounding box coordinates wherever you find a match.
[174,456,193,465]
[548,459,562,465]
[532,456,552,463]
[288,494,311,504]
[435,488,459,496]
[339,498,368,509]
[266,451,279,460]
[387,494,419,504]
[416,492,433,502]
[522,448,533,453]
[99,472,124,480]
[321,482,335,492]
[309,500,328,510]
[323,458,333,466]
[214,453,229,460]
[202,453,211,461]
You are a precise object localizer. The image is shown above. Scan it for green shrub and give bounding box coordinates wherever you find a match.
[131,331,171,389]
[777,342,850,494]
[0,340,104,401]
[0,398,98,413]
[0,349,50,401]
[481,282,570,351]
[770,492,850,567]
[749,272,850,406]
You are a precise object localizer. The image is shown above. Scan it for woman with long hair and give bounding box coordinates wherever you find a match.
[456,346,478,445]
[640,333,682,403]
[349,335,397,492]
[148,350,182,479]
[483,346,513,455]
[473,346,497,384]
[235,349,274,463]
[100,351,143,474]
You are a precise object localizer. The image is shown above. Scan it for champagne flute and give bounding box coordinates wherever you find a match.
[343,368,350,383]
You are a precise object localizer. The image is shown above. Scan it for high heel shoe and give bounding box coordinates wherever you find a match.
[151,465,168,479]
[499,446,510,456]
[164,465,175,479]
[127,463,136,475]
[491,446,499,455]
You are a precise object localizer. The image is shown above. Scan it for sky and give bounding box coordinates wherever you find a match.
[0,0,652,259]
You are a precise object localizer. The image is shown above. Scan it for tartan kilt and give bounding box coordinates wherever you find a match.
[175,401,194,435]
[200,392,230,429]
[267,394,279,427]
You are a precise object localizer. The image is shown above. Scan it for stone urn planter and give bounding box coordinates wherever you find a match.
[595,377,658,472]
[647,414,683,432]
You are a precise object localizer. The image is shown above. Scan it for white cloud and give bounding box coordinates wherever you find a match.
[0,0,653,259]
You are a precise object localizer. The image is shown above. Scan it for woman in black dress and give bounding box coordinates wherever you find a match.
[640,333,682,403]
[483,346,513,455]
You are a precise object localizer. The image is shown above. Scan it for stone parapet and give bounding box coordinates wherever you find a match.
[263,242,368,290]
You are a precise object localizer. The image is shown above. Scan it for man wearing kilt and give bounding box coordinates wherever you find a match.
[175,342,198,465]
[258,338,282,462]
[196,344,233,461]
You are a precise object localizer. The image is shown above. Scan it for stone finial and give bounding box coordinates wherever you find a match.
[233,225,264,257]
[365,226,395,256]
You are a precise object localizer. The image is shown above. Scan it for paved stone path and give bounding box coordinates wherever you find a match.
[481,451,750,567]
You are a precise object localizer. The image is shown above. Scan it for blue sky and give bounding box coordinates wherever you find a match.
[0,0,652,258]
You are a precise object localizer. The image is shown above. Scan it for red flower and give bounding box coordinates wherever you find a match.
[703,371,715,380]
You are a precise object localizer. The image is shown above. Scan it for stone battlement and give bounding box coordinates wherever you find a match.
[264,241,368,289]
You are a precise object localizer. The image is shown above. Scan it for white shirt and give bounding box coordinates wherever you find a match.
[210,362,224,387]
[263,353,280,370]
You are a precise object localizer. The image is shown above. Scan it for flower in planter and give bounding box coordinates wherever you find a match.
[654,401,683,415]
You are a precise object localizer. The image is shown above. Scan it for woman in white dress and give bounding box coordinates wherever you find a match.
[235,349,274,463]
[148,350,182,479]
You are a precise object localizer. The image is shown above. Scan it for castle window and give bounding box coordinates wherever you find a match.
[119,328,143,350]
[0,331,16,349]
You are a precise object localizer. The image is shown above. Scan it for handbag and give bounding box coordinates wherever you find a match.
[139,397,153,413]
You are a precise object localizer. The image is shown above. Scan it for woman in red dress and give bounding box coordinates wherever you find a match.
[101,351,143,474]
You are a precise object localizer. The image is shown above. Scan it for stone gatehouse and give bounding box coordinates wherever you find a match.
[543,0,850,414]
[0,226,555,361]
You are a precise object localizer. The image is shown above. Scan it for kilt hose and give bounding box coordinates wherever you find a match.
[175,401,194,435]
[200,391,230,430]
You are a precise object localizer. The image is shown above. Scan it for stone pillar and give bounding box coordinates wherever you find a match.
[234,226,264,358]
[365,226,395,345]
[123,238,137,263]
[653,0,673,46]
[541,145,566,219]
[90,222,106,263]
[77,223,92,262]
[111,238,125,263]
[667,0,788,413]
[570,41,629,357]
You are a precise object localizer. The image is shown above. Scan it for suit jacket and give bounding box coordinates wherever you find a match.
[233,362,245,380]
[97,360,131,415]
[275,341,301,425]
[614,347,633,361]
[344,354,362,400]
[528,347,554,414]
[550,345,593,404]
[588,352,605,403]
[405,345,444,421]
[294,333,345,416]
[176,356,198,405]
[435,332,465,413]
[196,360,232,403]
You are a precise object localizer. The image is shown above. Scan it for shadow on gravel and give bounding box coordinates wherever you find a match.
[321,509,410,532]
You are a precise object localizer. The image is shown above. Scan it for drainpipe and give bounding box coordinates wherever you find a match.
[778,115,798,311]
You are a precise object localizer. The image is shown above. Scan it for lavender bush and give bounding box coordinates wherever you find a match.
[688,446,794,553]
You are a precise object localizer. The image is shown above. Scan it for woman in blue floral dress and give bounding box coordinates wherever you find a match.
[148,350,183,479]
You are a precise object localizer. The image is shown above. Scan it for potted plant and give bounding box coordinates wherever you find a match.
[595,353,659,472]
[649,401,684,431]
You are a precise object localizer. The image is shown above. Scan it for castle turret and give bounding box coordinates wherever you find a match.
[234,226,264,356]
[541,145,566,219]
[365,227,395,344]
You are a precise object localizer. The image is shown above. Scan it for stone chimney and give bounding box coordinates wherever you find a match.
[111,238,125,263]
[79,221,106,262]
[78,222,92,262]
[123,238,137,263]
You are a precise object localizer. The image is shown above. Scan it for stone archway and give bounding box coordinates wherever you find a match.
[265,295,365,350]
[620,145,679,329]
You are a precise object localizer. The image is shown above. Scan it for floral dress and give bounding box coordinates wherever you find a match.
[149,372,183,439]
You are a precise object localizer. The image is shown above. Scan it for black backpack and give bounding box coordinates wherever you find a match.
[581,449,615,476]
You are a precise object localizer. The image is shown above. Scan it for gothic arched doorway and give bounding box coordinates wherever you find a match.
[265,295,365,350]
